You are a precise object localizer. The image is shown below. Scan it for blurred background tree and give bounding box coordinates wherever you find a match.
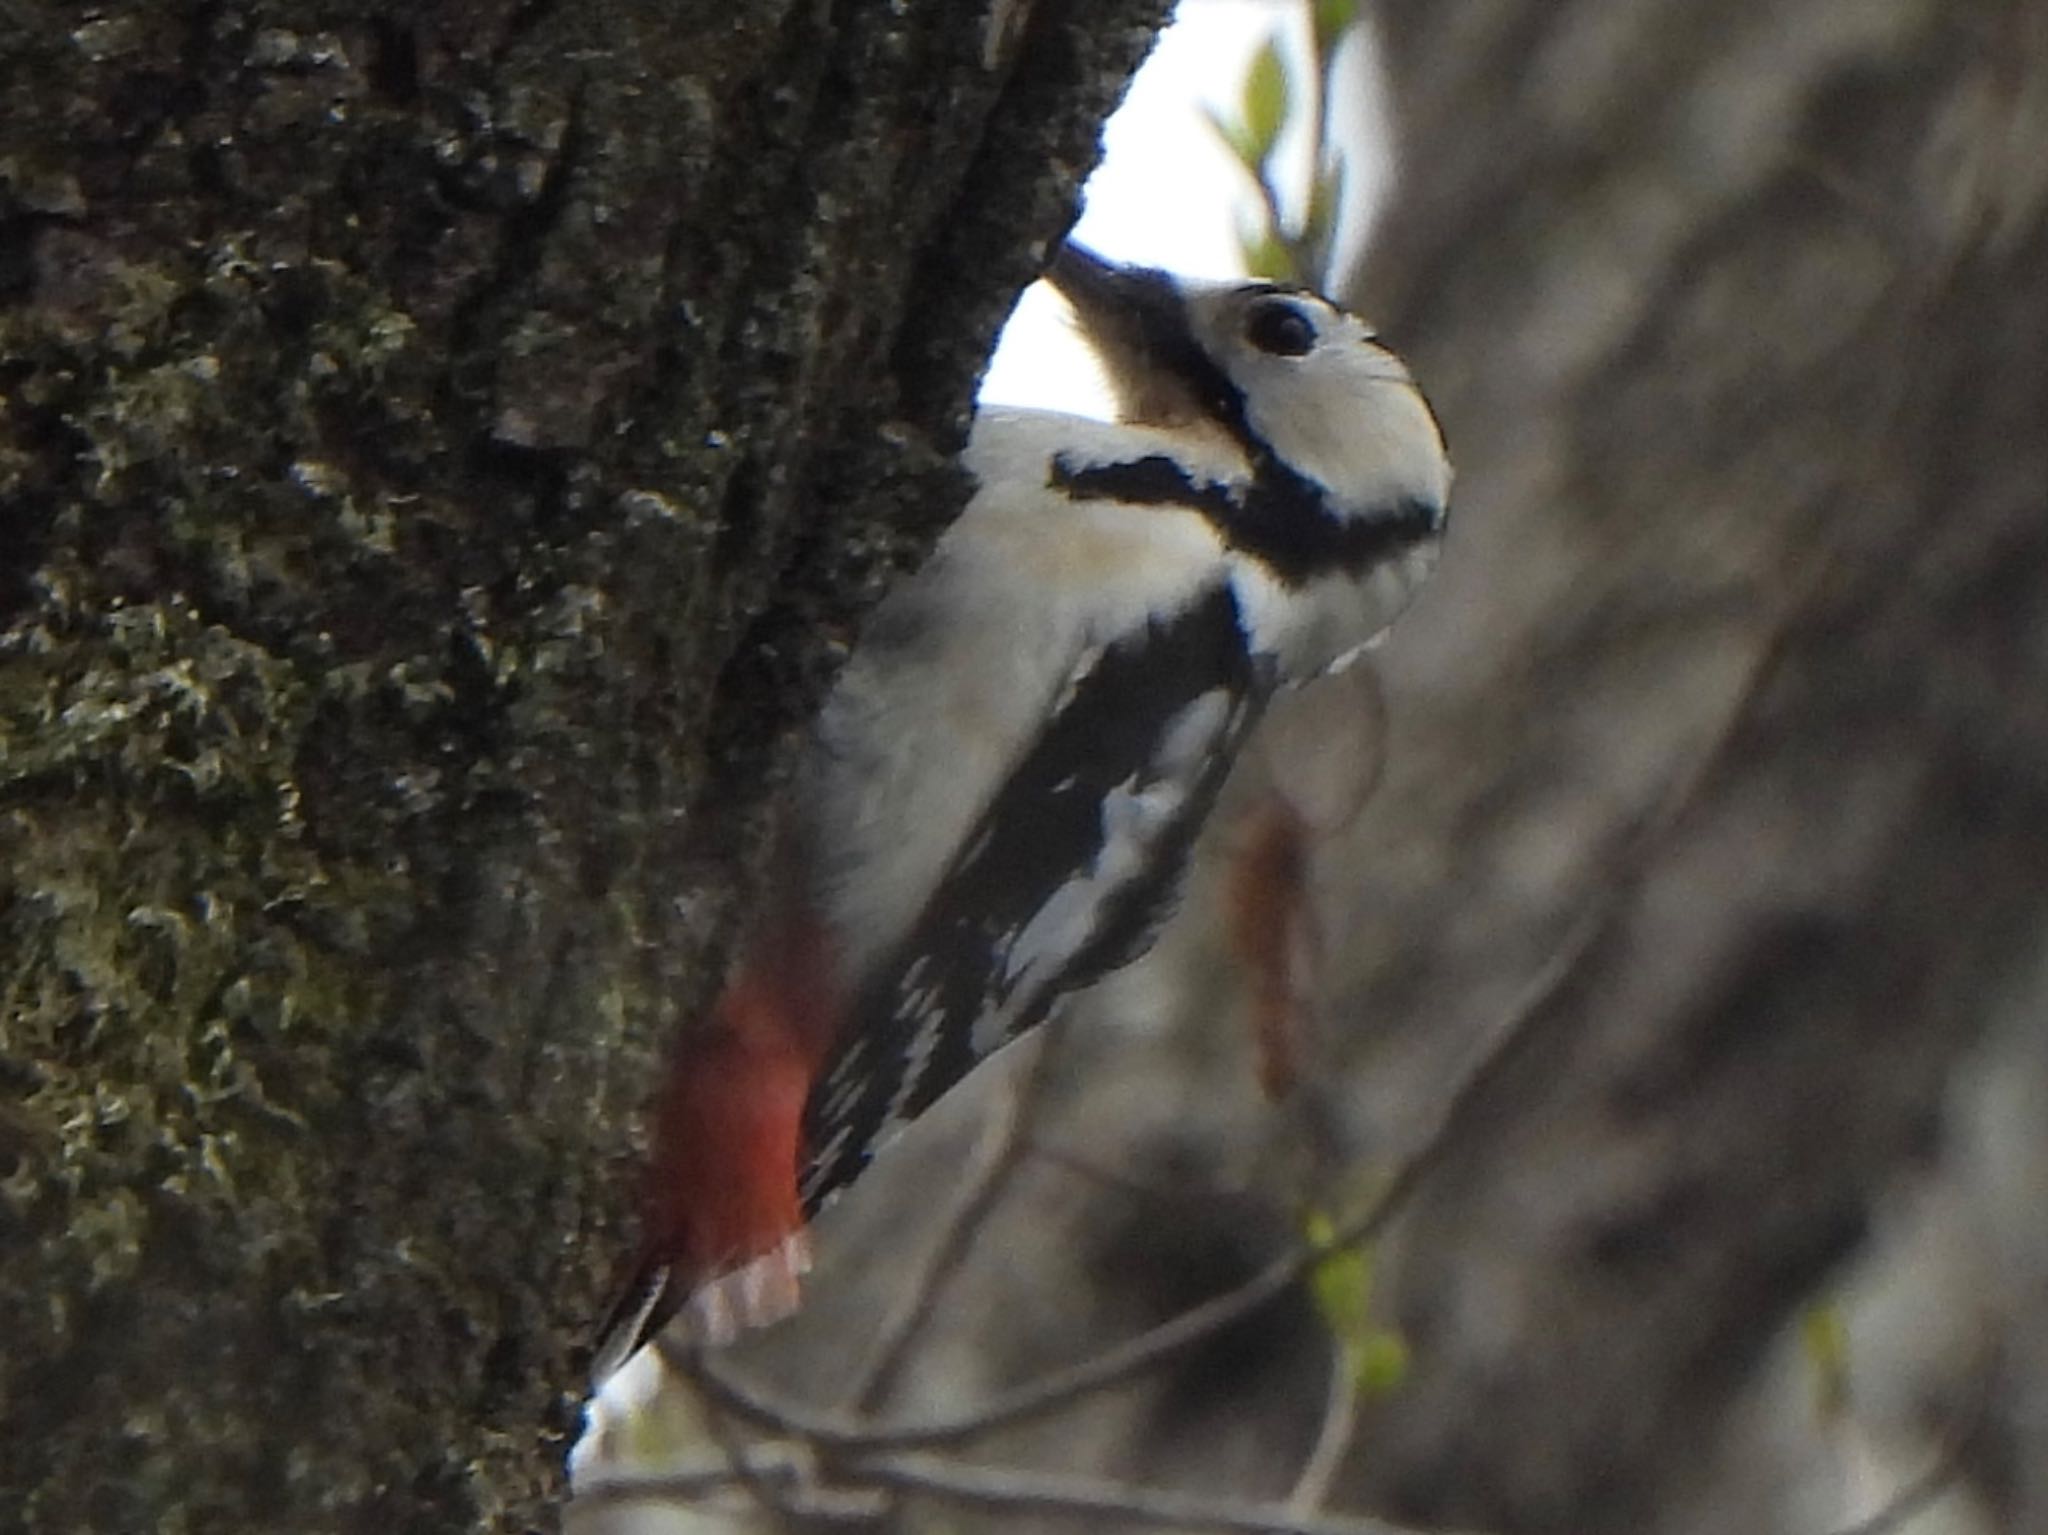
[578,2,2048,1533]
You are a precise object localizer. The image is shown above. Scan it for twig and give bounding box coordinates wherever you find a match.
[574,1442,803,1507]
[898,890,1609,1451]
[573,1439,885,1522]
[1822,1452,1960,1535]
[663,1335,864,1448]
[1819,1353,1991,1535]
[1023,1137,1211,1204]
[690,1339,884,1526]
[847,1451,1441,1535]
[677,580,1817,1455]
[667,574,1826,1478]
[584,1444,1449,1535]
[1302,0,1340,290]
[1288,1338,1360,1514]
[843,1025,1061,1413]
[636,1312,1986,1535]
[683,895,1608,1454]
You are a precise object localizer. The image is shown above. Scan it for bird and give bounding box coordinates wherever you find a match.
[593,243,1451,1383]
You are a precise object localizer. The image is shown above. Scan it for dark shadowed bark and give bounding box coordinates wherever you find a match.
[0,3,1170,1530]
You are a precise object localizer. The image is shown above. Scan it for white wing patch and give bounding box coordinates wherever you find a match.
[886,954,950,1124]
[982,688,1235,1053]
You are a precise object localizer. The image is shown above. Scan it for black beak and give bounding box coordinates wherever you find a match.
[1043,243,1227,426]
[1043,243,1135,315]
[1043,244,1181,362]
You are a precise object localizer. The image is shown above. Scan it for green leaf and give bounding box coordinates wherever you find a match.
[1240,36,1290,167]
[1312,0,1359,56]
[1800,1300,1852,1420]
[1200,102,1264,176]
[1295,163,1340,284]
[1239,224,1298,286]
[1353,1330,1409,1395]
[1303,1208,1408,1397]
[1306,1211,1372,1344]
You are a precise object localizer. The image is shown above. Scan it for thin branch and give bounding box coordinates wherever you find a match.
[1819,1354,1991,1535]
[575,1443,802,1507]
[1023,1137,1213,1204]
[574,1442,890,1524]
[584,1445,1448,1535]
[1302,0,1340,289]
[1252,167,1303,275]
[625,1318,1987,1535]
[1823,1453,1962,1535]
[681,893,1607,1454]
[843,1025,1061,1413]
[838,1451,1441,1535]
[1288,1339,1361,1514]
[661,1336,859,1448]
[678,579,1818,1456]
[696,1352,886,1527]
[909,894,1611,1451]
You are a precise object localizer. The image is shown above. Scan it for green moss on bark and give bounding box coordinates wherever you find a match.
[0,0,1170,1529]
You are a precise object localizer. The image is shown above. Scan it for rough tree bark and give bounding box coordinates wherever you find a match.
[577,4,2048,1535]
[0,3,1169,1531]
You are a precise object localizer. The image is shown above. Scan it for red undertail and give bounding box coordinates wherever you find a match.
[595,917,842,1380]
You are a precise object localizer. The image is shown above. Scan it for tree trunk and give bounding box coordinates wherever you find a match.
[0,3,1167,1530]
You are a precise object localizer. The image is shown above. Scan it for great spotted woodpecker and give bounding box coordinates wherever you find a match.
[594,245,1451,1382]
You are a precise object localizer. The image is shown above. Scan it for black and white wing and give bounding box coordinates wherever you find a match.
[799,579,1273,1214]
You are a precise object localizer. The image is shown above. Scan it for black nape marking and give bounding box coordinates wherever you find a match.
[798,582,1272,1214]
[1049,453,1238,521]
[1049,452,1441,589]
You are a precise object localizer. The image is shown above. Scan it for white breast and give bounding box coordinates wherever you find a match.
[800,409,1243,984]
[1228,538,1444,684]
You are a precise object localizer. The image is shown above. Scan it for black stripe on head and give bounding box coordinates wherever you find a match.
[1049,452,1443,590]
[798,581,1271,1215]
[1046,247,1442,587]
[1047,246,1268,450]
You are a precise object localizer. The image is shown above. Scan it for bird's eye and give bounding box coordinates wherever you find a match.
[1244,299,1317,358]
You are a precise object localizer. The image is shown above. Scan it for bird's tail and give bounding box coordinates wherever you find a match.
[592,921,841,1385]
[591,1230,813,1387]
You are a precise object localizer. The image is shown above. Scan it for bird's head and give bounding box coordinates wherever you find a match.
[1044,244,1451,675]
[1044,244,1450,536]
